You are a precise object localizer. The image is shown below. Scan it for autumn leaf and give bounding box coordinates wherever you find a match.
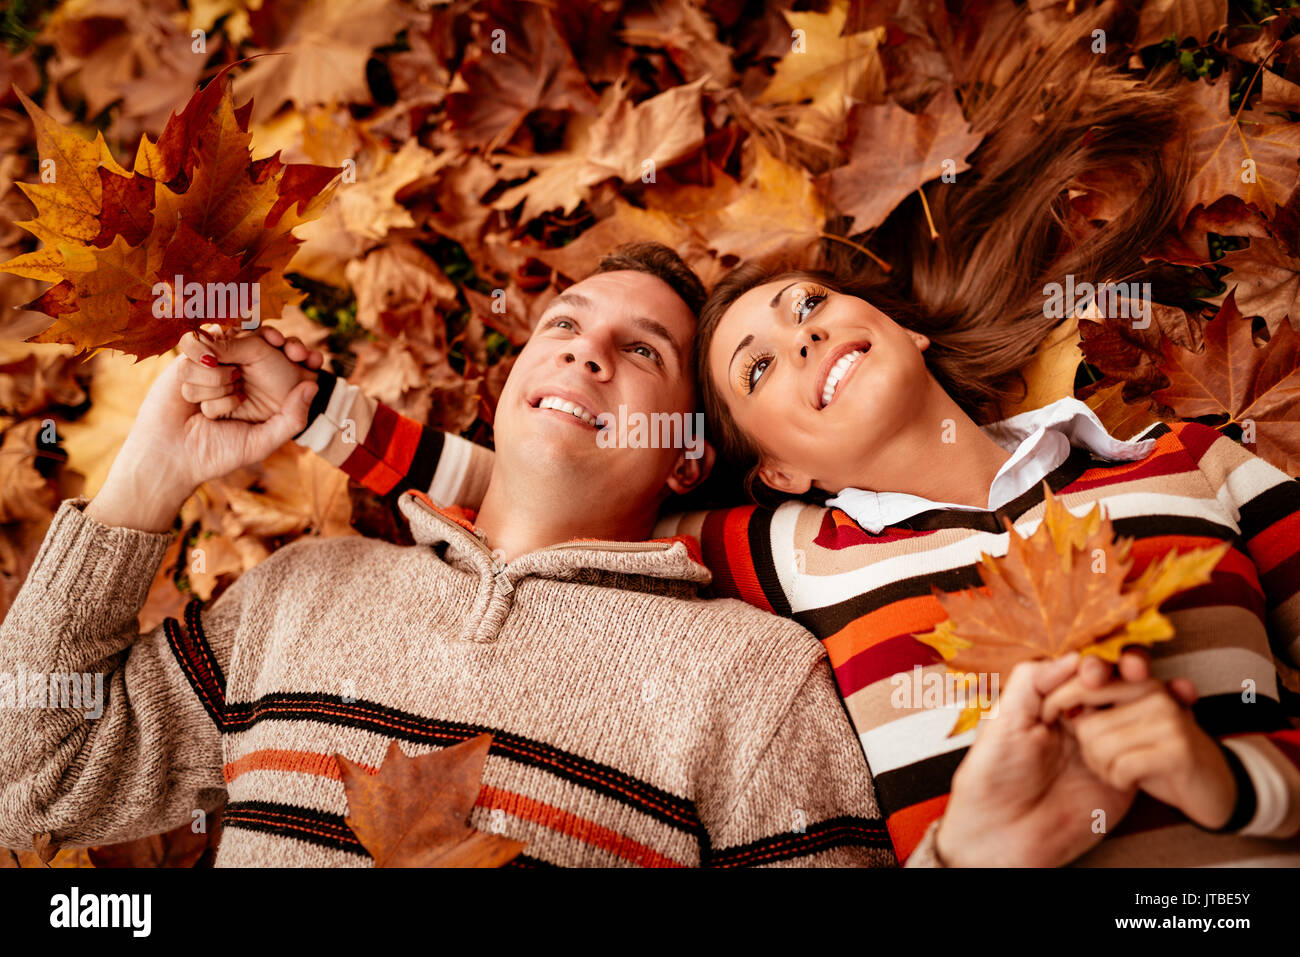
[1181,76,1300,222]
[825,86,984,232]
[1083,382,1163,442]
[759,0,885,128]
[699,141,826,262]
[1216,234,1300,334]
[0,67,340,359]
[1154,292,1300,472]
[915,485,1229,735]
[1134,0,1228,51]
[337,736,525,867]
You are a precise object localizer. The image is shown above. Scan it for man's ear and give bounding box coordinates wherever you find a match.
[665,439,716,496]
[758,459,812,495]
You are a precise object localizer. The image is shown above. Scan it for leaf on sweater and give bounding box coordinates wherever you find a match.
[0,66,340,360]
[337,736,525,867]
[915,485,1230,735]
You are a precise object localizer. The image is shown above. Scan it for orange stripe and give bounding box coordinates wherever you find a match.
[359,415,422,493]
[724,506,767,609]
[824,594,949,668]
[224,748,689,867]
[476,784,686,868]
[888,792,948,862]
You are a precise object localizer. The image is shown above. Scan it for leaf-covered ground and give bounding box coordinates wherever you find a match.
[1,0,1299,866]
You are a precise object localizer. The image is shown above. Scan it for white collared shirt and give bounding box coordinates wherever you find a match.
[824,396,1158,533]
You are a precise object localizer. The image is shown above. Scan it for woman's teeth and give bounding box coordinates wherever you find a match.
[821,349,865,407]
[538,395,599,427]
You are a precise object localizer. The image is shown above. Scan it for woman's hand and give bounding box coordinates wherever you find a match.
[85,351,318,532]
[177,326,325,424]
[1043,654,1236,830]
[934,654,1137,867]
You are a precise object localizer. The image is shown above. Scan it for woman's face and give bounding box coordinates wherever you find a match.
[707,277,933,495]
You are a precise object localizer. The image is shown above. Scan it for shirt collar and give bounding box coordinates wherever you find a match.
[824,396,1157,534]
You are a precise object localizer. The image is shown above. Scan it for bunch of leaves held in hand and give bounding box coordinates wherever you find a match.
[915,485,1230,736]
[0,64,340,360]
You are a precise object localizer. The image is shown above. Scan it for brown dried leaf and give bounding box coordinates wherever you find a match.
[338,736,525,867]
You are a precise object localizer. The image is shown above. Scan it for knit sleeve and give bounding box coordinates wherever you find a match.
[0,497,249,850]
[701,659,896,868]
[292,370,493,508]
[1175,422,1300,840]
[653,504,794,615]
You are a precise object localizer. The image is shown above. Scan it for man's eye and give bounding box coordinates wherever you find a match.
[631,344,661,363]
[551,318,575,330]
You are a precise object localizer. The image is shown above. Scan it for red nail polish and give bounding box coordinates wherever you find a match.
[201,354,217,367]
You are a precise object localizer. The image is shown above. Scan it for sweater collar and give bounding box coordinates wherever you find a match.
[825,396,1156,534]
[396,488,713,592]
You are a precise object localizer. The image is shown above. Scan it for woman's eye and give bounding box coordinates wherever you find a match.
[794,294,824,322]
[749,357,770,390]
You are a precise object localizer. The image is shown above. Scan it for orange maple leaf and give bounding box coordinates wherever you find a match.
[337,735,526,868]
[915,485,1229,735]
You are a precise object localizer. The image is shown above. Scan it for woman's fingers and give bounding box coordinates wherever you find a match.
[998,653,1081,732]
[259,326,286,348]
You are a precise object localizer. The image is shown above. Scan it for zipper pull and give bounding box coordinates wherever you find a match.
[491,556,514,594]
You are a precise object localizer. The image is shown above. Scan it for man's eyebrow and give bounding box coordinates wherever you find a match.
[728,333,754,376]
[632,316,682,365]
[769,282,797,309]
[544,291,591,312]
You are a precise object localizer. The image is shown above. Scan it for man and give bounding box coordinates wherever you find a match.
[0,245,898,866]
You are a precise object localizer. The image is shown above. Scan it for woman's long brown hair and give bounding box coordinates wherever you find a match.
[697,3,1191,507]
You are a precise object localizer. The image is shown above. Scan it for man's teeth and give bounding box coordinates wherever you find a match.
[538,395,599,427]
[821,349,866,407]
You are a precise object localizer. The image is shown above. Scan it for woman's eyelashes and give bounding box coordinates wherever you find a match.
[739,352,773,393]
[791,283,830,322]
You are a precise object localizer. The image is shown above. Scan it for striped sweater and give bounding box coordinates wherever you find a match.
[294,370,1300,866]
[0,486,895,867]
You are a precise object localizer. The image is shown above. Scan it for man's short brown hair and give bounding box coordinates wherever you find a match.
[592,242,706,316]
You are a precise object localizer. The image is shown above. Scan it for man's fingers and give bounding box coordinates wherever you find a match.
[259,326,286,348]
[200,394,241,418]
[281,336,308,362]
[996,654,1081,731]
[1077,655,1113,689]
[1042,676,1164,725]
[182,380,238,404]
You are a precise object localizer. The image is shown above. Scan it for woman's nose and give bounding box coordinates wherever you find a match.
[793,328,824,364]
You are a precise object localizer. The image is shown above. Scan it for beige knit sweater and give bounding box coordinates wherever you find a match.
[0,488,895,867]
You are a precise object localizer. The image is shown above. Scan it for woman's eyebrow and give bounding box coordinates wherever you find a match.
[728,333,754,373]
[769,282,797,309]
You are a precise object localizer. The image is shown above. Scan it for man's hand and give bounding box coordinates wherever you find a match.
[1043,654,1236,830]
[85,352,318,532]
[177,326,325,424]
[935,654,1137,867]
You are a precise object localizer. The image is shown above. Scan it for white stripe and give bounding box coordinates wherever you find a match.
[1221,455,1294,518]
[858,706,976,774]
[428,433,474,506]
[293,377,360,454]
[1221,737,1297,838]
[787,491,1238,613]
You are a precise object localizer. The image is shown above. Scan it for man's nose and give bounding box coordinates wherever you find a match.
[559,345,613,380]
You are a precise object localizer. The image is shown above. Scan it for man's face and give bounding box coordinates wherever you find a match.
[493,270,708,502]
